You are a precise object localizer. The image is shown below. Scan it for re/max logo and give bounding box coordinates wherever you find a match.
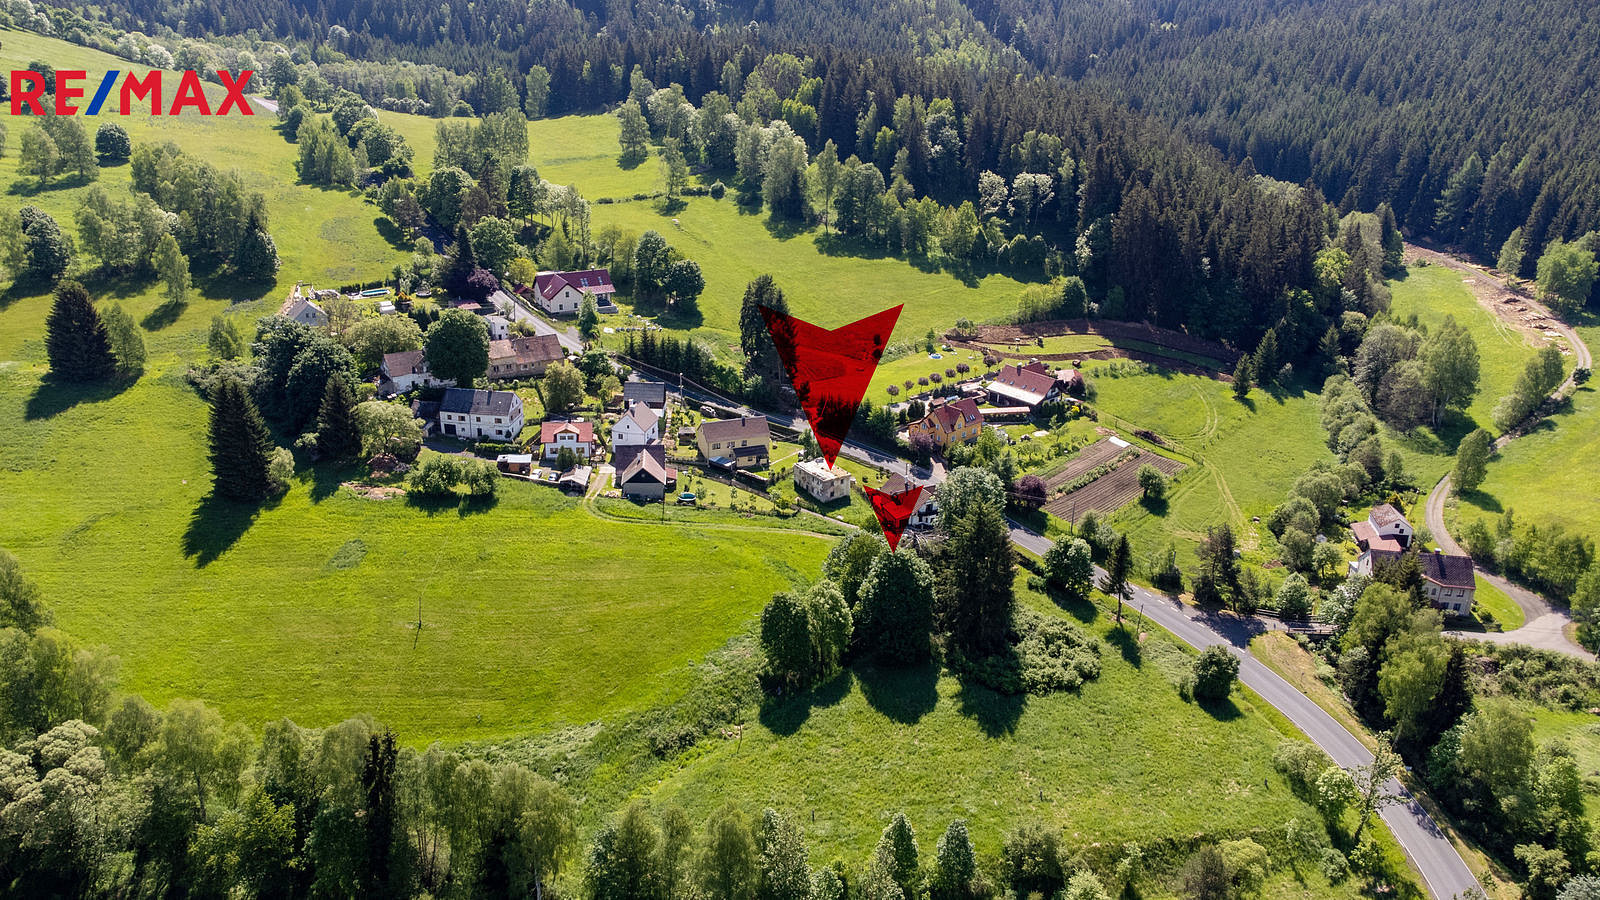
[8,69,256,116]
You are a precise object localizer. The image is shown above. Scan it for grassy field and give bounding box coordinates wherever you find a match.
[633,590,1415,897]
[0,32,841,743]
[868,346,988,403]
[587,197,1030,357]
[1472,575,1525,631]
[1382,265,1541,486]
[1086,366,1331,567]
[1452,324,1600,537]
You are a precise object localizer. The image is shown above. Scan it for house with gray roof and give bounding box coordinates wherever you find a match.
[438,388,524,441]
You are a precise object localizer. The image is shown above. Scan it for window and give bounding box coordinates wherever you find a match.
[495,418,503,424]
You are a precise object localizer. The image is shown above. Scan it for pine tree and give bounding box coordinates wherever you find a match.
[1102,533,1133,622]
[1231,354,1252,400]
[209,376,277,501]
[235,226,280,279]
[1253,328,1280,385]
[315,375,362,462]
[44,281,117,382]
[947,503,1016,657]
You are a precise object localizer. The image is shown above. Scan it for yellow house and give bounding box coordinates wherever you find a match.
[696,415,772,469]
[908,397,984,449]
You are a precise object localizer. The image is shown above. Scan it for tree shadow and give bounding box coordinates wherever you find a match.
[757,670,853,737]
[1041,584,1099,624]
[760,215,809,242]
[404,492,499,517]
[855,660,939,725]
[952,669,1027,737]
[374,217,413,252]
[1138,494,1169,516]
[1458,487,1502,514]
[1195,694,1242,721]
[182,493,268,567]
[618,152,647,171]
[25,376,137,421]
[1234,395,1257,413]
[309,460,363,503]
[1105,626,1143,667]
[655,197,687,216]
[7,172,97,196]
[141,299,187,330]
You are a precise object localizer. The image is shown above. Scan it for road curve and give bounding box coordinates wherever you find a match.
[1410,246,1593,659]
[1008,523,1481,900]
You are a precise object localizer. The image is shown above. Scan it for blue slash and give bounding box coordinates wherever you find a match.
[85,71,120,115]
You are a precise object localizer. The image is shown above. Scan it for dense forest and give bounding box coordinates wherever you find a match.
[34,0,1600,277]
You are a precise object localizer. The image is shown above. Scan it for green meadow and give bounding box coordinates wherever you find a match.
[1453,324,1600,536]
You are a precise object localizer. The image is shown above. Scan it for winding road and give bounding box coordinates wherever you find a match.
[1410,245,1593,660]
[624,337,1483,898]
[1006,522,1481,900]
[868,445,1480,896]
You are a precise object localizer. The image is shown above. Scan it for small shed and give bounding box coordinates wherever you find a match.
[496,453,534,476]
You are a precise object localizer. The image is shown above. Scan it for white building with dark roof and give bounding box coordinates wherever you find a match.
[438,388,524,441]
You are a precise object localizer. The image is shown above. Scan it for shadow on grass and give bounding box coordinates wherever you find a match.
[141,299,187,330]
[1105,626,1143,667]
[1457,487,1503,515]
[309,460,363,503]
[404,491,498,517]
[1195,693,1242,721]
[183,493,270,567]
[375,216,414,252]
[855,660,938,725]
[1039,583,1098,624]
[1138,494,1169,516]
[952,668,1027,737]
[25,375,137,421]
[757,670,853,737]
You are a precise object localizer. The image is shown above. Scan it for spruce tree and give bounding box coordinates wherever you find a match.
[1253,328,1280,385]
[1231,354,1252,399]
[209,376,277,501]
[947,503,1017,657]
[44,280,117,382]
[315,375,362,462]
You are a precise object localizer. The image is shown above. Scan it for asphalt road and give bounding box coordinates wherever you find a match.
[1008,523,1482,900]
[631,360,1481,898]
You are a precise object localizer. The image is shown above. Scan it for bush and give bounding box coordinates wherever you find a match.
[1190,645,1239,701]
[948,610,1102,695]
[709,180,726,199]
[410,455,498,498]
[1319,848,1348,884]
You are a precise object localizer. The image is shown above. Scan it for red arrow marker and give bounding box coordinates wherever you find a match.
[759,304,902,467]
[863,484,923,551]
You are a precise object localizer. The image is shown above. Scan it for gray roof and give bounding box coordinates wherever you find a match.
[1370,503,1409,528]
[699,415,769,445]
[440,388,518,417]
[619,401,660,433]
[1370,548,1476,589]
[623,381,668,408]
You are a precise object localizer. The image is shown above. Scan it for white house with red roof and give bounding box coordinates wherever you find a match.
[528,269,616,315]
[539,420,595,462]
[987,362,1062,409]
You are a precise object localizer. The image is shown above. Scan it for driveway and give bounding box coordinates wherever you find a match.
[1409,247,1593,660]
[1008,521,1481,900]
[497,290,585,354]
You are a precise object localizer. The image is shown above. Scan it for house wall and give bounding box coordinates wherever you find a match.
[538,286,583,314]
[621,479,667,500]
[439,399,523,441]
[612,420,657,447]
[541,436,593,460]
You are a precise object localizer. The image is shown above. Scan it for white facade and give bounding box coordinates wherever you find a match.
[537,284,585,314]
[611,403,660,448]
[438,390,524,441]
[794,458,854,502]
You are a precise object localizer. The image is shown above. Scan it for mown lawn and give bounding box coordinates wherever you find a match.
[1087,366,1330,566]
[1382,265,1540,487]
[1472,576,1526,631]
[1453,325,1600,537]
[587,196,1030,357]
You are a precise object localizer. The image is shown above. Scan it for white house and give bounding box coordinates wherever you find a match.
[529,269,616,315]
[794,458,854,502]
[437,388,524,441]
[1357,548,1477,615]
[381,350,450,393]
[540,420,595,462]
[1350,503,1414,554]
[612,401,660,448]
[285,297,329,328]
[485,314,512,341]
